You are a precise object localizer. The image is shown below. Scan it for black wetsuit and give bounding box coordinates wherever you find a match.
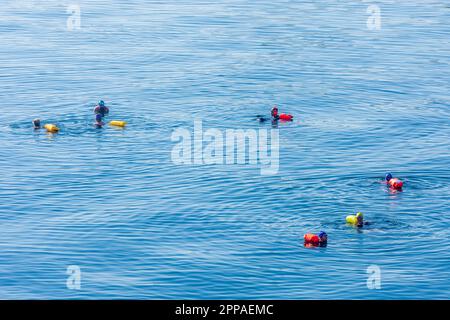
[94,106,109,117]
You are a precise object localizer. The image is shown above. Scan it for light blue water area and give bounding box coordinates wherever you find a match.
[0,0,449,299]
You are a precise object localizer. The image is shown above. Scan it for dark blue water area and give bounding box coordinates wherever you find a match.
[0,1,449,299]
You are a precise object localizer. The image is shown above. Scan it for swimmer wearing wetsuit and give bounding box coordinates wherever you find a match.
[346,212,370,227]
[94,100,110,117]
[32,118,41,129]
[385,173,404,189]
[255,106,280,123]
[271,106,279,120]
[304,231,328,247]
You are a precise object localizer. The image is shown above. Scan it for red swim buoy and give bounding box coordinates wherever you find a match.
[279,113,293,121]
[388,178,403,190]
[304,233,320,244]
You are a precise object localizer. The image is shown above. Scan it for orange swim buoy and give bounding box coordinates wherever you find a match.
[304,233,320,244]
[279,113,293,121]
[388,178,403,189]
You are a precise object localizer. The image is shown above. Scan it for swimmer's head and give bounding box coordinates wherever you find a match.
[356,212,364,225]
[271,106,279,117]
[95,114,103,122]
[32,118,41,128]
[385,173,393,181]
[98,100,105,107]
[318,231,328,242]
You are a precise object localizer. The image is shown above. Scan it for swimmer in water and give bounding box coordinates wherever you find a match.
[94,100,110,117]
[271,106,279,120]
[346,212,370,227]
[255,106,282,124]
[32,118,41,129]
[94,114,105,128]
[385,173,404,189]
[304,231,328,247]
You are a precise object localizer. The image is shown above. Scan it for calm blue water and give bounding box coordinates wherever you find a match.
[0,0,449,299]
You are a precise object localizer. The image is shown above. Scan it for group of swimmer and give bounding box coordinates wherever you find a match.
[304,173,404,247]
[257,107,406,247]
[32,100,126,133]
[35,103,288,132]
[255,106,406,248]
[32,101,405,249]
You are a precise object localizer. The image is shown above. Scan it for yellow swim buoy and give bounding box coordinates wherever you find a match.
[109,120,127,127]
[44,124,59,133]
[346,212,364,226]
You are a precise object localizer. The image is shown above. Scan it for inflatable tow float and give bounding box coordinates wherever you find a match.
[44,124,59,133]
[278,113,293,121]
[109,120,127,128]
[304,231,328,245]
[271,106,293,121]
[386,173,403,190]
[346,212,364,227]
